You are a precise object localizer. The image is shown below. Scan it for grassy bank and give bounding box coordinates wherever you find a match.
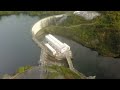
[6,65,87,79]
[2,65,33,79]
[45,65,87,79]
[0,11,67,17]
[0,11,21,16]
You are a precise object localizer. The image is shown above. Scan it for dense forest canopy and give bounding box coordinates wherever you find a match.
[96,11,120,30]
[95,11,120,55]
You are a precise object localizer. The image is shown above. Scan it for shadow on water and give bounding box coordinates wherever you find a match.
[54,35,120,79]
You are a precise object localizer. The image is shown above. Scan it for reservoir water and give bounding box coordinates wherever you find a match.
[0,14,40,74]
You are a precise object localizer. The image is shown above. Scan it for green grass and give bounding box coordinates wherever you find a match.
[59,14,94,26]
[0,11,67,17]
[2,65,33,79]
[17,65,32,73]
[0,11,23,16]
[45,65,86,79]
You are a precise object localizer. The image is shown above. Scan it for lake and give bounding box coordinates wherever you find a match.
[0,14,40,74]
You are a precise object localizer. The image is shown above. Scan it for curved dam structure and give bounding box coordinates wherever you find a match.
[31,12,99,78]
[32,14,67,36]
[31,14,80,75]
[32,11,100,36]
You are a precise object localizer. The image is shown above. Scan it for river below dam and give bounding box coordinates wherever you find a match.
[0,14,120,79]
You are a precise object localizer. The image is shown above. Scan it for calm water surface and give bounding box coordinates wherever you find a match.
[0,14,40,74]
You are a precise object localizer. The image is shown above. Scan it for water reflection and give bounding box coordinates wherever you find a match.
[0,14,40,74]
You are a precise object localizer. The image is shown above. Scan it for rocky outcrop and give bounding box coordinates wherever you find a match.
[73,11,100,20]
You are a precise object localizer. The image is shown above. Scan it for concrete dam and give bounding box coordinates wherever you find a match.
[31,11,100,76]
[32,14,78,74]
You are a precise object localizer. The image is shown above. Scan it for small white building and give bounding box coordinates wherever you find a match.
[44,34,71,60]
[45,43,56,55]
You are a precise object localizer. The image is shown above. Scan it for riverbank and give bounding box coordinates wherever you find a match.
[2,64,88,79]
[0,11,68,17]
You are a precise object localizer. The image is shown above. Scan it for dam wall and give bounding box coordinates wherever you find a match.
[32,14,67,36]
[31,14,77,71]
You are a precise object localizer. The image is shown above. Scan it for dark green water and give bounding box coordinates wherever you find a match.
[0,14,40,74]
